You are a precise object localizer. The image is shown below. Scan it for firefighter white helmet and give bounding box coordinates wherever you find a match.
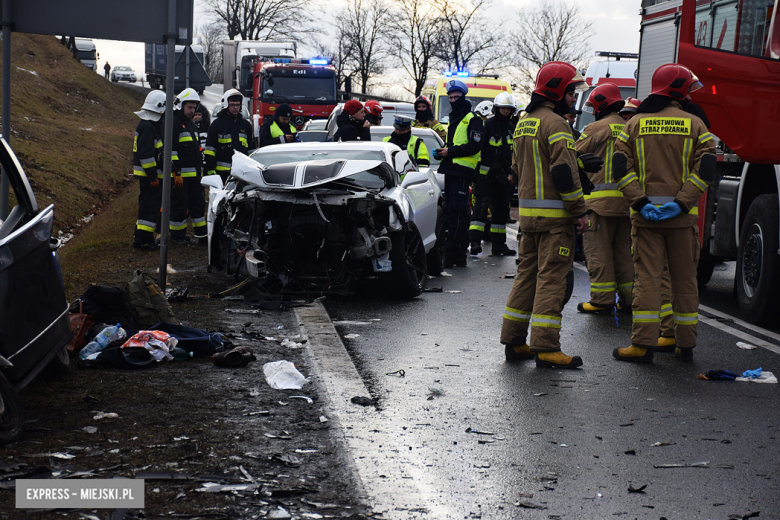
[175,87,201,110]
[493,92,517,110]
[475,101,493,118]
[135,90,167,121]
[220,89,243,110]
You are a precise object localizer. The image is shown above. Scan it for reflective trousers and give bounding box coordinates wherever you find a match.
[444,176,470,263]
[170,176,207,241]
[660,261,674,338]
[469,176,510,248]
[134,177,161,245]
[501,227,575,352]
[583,213,633,306]
[631,226,700,349]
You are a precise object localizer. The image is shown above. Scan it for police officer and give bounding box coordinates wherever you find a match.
[500,61,589,368]
[433,80,483,268]
[412,95,446,141]
[364,100,384,126]
[169,88,207,246]
[575,83,633,314]
[131,90,167,251]
[469,92,517,257]
[383,115,429,171]
[205,89,255,182]
[258,103,297,148]
[612,64,716,364]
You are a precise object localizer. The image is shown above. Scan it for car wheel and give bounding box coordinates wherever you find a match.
[210,214,229,271]
[42,345,70,377]
[426,205,444,277]
[0,373,24,446]
[736,194,780,324]
[383,224,427,299]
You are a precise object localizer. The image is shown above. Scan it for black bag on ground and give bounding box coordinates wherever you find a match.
[124,270,179,330]
[80,284,136,331]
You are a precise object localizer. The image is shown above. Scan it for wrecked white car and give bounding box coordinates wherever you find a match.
[202,142,443,298]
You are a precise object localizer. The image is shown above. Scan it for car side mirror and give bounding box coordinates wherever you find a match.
[201,175,224,190]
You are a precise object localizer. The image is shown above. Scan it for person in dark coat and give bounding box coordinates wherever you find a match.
[258,103,298,148]
[333,100,371,142]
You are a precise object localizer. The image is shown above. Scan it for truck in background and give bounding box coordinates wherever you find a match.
[574,52,639,133]
[637,0,780,324]
[68,38,98,71]
[222,40,297,99]
[420,72,514,124]
[144,44,212,94]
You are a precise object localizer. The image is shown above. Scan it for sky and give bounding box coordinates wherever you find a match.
[91,0,642,89]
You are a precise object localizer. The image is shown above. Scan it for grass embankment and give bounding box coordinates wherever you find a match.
[0,34,163,299]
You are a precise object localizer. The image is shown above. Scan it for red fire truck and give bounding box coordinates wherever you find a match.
[638,0,780,324]
[249,57,338,131]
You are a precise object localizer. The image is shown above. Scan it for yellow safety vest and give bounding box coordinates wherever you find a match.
[451,112,480,170]
[270,121,296,139]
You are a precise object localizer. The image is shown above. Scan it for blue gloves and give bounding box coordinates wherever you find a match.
[742,367,762,379]
[640,204,661,222]
[657,202,682,220]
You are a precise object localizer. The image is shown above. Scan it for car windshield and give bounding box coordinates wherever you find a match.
[369,130,443,167]
[437,96,493,124]
[262,77,336,102]
[251,149,385,167]
[116,67,131,71]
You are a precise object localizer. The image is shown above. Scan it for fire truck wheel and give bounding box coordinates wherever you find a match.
[697,250,715,287]
[736,194,780,324]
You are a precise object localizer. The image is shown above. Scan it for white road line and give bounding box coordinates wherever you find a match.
[509,226,780,355]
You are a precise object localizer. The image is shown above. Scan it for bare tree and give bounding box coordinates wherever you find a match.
[511,0,593,96]
[314,33,354,92]
[434,0,508,74]
[389,0,441,96]
[336,0,390,94]
[198,22,226,83]
[205,0,317,41]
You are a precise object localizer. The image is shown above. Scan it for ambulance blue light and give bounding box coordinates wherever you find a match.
[457,71,468,77]
[443,71,453,77]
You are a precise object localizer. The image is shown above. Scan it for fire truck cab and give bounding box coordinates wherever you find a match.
[638,0,780,324]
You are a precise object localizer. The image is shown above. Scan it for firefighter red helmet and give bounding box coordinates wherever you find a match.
[585,83,624,114]
[364,100,384,116]
[533,61,587,101]
[619,97,641,115]
[414,95,432,109]
[650,64,703,100]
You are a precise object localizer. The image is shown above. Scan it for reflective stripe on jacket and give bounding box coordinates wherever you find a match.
[576,112,628,217]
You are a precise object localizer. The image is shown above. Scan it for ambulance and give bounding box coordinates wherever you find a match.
[574,52,638,133]
[420,71,514,124]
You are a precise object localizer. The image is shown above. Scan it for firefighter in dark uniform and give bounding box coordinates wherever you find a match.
[131,90,167,251]
[169,88,207,245]
[500,61,590,368]
[412,95,446,141]
[382,115,429,173]
[575,83,633,314]
[612,64,716,364]
[469,92,517,257]
[257,103,297,148]
[205,89,255,182]
[433,80,483,268]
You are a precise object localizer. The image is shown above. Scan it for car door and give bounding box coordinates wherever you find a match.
[394,150,437,250]
[0,138,71,386]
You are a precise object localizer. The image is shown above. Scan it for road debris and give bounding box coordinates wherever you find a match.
[445,290,463,293]
[343,334,360,339]
[654,461,709,468]
[82,426,98,434]
[736,342,757,350]
[628,484,647,493]
[263,360,309,390]
[515,500,547,509]
[93,412,119,420]
[650,441,676,447]
[385,369,405,377]
[423,287,443,292]
[289,395,314,404]
[350,396,376,406]
[465,428,494,435]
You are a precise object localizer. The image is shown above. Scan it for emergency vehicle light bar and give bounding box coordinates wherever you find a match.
[443,70,499,79]
[595,51,639,60]
[273,58,332,65]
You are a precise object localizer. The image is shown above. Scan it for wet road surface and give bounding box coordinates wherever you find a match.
[320,234,780,519]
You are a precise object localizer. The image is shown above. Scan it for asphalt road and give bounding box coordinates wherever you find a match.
[319,232,780,520]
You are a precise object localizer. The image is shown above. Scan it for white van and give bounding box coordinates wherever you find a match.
[574,52,638,133]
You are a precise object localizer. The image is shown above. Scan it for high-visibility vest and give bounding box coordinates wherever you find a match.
[270,121,296,139]
[450,112,479,170]
[382,135,428,164]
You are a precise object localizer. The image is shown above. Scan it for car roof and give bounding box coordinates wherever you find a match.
[252,141,399,153]
[368,126,437,136]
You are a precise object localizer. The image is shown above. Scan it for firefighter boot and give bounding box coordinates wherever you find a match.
[491,244,517,256]
[675,347,694,362]
[577,302,614,315]
[613,345,654,363]
[656,336,677,353]
[505,343,534,362]
[535,351,583,369]
[470,242,482,256]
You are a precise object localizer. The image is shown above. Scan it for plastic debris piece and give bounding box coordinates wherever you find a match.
[239,465,256,483]
[172,436,190,441]
[343,334,360,339]
[295,449,319,454]
[289,395,314,404]
[82,426,98,434]
[533,393,547,397]
[24,452,76,460]
[319,416,328,423]
[742,367,762,378]
[351,396,376,406]
[628,484,647,493]
[478,439,495,444]
[272,453,301,466]
[654,461,709,468]
[428,387,446,396]
[385,369,405,377]
[267,506,292,519]
[624,450,636,455]
[465,428,494,435]
[440,271,452,277]
[420,332,428,335]
[244,410,270,416]
[281,338,305,349]
[92,412,119,420]
[276,325,285,330]
[518,492,533,498]
[736,342,757,350]
[263,360,310,390]
[423,287,443,292]
[445,290,463,293]
[736,370,777,383]
[301,498,340,509]
[650,442,675,447]
[196,482,261,493]
[502,274,516,279]
[515,500,547,509]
